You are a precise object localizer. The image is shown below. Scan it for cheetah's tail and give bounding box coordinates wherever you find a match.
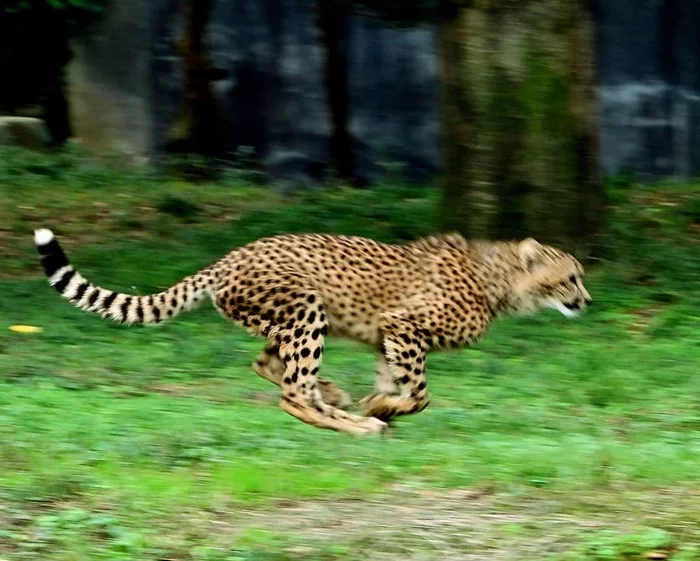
[34,229,219,325]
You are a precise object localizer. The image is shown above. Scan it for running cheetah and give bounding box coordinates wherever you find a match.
[34,229,591,435]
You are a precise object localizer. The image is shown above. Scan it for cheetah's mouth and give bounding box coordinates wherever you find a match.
[549,300,582,318]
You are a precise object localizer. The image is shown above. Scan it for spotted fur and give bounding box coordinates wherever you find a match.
[35,229,591,435]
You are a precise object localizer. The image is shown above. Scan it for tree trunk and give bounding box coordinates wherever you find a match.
[437,8,475,236]
[43,72,72,146]
[316,0,358,185]
[486,6,529,240]
[165,0,218,161]
[436,0,604,255]
[566,0,605,256]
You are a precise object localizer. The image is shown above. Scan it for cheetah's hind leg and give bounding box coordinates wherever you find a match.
[275,291,385,435]
[253,343,351,409]
[217,275,383,435]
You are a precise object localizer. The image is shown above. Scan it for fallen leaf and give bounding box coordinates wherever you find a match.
[9,325,43,334]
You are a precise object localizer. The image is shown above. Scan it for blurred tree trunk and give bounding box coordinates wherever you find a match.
[165,0,218,161]
[437,0,604,256]
[486,4,529,240]
[566,0,605,255]
[43,73,72,146]
[315,0,359,185]
[437,8,475,235]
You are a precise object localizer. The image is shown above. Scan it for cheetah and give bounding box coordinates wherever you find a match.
[34,228,591,435]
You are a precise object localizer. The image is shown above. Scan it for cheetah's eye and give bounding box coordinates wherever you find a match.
[569,274,577,284]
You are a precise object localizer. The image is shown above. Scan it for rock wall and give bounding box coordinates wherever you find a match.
[149,0,438,183]
[597,0,700,179]
[68,0,700,182]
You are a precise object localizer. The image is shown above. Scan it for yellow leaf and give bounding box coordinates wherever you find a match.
[9,325,43,334]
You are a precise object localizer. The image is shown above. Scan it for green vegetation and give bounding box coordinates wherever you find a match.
[1,148,700,559]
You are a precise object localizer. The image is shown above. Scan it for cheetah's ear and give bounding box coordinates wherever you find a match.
[519,238,542,270]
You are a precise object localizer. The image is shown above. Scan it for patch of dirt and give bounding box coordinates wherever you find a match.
[178,486,700,560]
[247,492,567,559]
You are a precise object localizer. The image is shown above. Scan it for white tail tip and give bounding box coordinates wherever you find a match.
[34,228,55,246]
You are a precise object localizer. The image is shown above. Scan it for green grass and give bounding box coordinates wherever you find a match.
[1,148,700,559]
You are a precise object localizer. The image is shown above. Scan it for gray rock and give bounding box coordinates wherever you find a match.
[0,117,50,149]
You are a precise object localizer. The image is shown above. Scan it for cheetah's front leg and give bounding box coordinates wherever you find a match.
[373,353,399,394]
[359,312,430,422]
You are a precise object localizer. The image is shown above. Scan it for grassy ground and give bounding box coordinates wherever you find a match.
[1,148,700,560]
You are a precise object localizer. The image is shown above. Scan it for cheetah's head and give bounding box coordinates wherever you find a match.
[515,238,592,318]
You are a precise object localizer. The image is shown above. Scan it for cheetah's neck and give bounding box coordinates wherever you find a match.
[463,241,527,316]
